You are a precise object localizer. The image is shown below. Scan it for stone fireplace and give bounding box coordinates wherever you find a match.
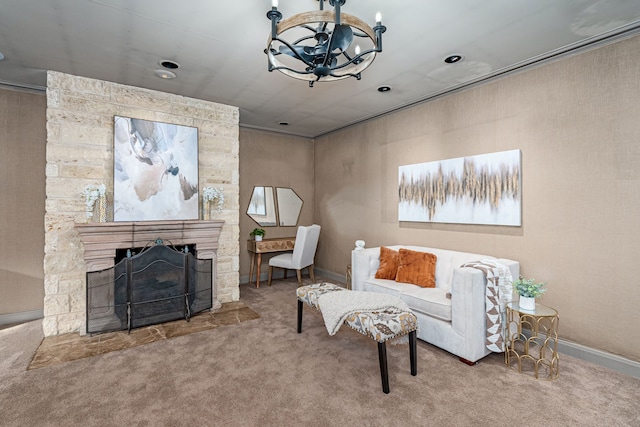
[77,220,223,334]
[44,71,240,337]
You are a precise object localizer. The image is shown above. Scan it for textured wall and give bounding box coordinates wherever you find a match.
[44,72,239,336]
[314,35,640,362]
[0,88,46,317]
[238,129,314,282]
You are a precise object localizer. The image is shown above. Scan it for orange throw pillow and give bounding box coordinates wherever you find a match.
[375,247,399,280]
[395,249,437,288]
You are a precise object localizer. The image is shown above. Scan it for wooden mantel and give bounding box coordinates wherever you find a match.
[75,220,225,272]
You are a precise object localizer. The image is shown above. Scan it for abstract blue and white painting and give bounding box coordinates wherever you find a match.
[113,116,199,221]
[398,150,521,226]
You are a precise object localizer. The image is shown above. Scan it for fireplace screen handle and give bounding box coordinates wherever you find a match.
[127,302,131,333]
[185,294,191,322]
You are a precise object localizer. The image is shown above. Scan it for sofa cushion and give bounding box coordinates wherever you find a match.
[362,278,406,299]
[399,286,452,322]
[374,246,399,280]
[396,249,437,288]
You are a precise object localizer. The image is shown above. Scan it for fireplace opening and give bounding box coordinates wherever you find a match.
[86,240,212,335]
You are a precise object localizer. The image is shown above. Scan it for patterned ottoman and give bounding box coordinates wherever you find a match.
[296,282,418,394]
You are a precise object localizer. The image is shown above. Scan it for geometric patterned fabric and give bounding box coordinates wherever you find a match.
[296,282,418,343]
[460,260,513,352]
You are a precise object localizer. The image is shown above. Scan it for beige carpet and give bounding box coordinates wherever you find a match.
[1,277,639,426]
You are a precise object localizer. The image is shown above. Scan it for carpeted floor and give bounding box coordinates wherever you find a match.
[1,276,639,426]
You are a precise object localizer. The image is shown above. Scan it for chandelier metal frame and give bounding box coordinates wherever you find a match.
[266,0,386,87]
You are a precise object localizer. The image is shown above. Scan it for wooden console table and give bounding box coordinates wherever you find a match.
[247,237,295,288]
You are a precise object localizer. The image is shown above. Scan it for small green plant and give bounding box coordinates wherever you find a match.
[250,228,265,237]
[514,277,546,298]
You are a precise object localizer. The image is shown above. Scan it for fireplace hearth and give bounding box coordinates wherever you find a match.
[86,240,212,334]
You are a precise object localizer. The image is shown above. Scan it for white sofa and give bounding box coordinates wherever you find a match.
[351,245,519,363]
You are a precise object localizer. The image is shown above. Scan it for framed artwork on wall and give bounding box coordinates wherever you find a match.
[113,116,199,221]
[398,149,521,226]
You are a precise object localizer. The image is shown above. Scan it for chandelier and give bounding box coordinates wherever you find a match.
[266,0,386,87]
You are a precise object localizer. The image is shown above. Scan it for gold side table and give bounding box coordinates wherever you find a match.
[505,302,559,380]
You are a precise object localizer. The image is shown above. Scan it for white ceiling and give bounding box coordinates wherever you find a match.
[1,0,640,138]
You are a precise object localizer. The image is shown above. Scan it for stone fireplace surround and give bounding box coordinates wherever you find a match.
[44,71,240,337]
[76,220,224,335]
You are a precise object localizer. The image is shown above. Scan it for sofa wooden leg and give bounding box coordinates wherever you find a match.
[459,357,478,366]
[296,270,302,285]
[378,342,390,394]
[297,299,303,333]
[309,264,315,282]
[267,266,273,286]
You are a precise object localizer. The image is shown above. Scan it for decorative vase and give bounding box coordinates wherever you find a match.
[519,296,536,311]
[98,194,107,223]
[91,195,107,223]
[203,200,211,220]
[255,235,263,242]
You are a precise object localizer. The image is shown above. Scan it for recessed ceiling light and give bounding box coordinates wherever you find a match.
[154,69,177,79]
[160,59,180,69]
[279,121,289,126]
[377,85,392,93]
[444,54,464,64]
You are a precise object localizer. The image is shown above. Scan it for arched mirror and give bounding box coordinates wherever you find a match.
[247,186,277,226]
[276,187,303,226]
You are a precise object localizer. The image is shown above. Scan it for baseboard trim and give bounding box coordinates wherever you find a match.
[0,309,43,326]
[240,267,347,287]
[314,268,347,285]
[556,338,640,379]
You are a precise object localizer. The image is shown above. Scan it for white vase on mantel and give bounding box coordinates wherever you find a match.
[519,296,536,311]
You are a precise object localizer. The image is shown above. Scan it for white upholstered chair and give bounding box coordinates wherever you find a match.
[267,224,321,286]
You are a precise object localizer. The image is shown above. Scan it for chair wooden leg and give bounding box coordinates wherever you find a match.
[309,264,315,282]
[284,269,288,279]
[296,269,302,285]
[268,266,273,286]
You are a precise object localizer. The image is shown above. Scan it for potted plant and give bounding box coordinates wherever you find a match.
[250,228,265,242]
[514,277,546,311]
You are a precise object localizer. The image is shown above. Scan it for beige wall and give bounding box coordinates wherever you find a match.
[44,71,239,336]
[0,88,46,317]
[314,36,640,362]
[239,129,314,282]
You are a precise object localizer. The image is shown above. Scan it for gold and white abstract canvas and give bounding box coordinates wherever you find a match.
[399,150,521,226]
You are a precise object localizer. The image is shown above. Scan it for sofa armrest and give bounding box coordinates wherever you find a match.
[450,267,488,338]
[351,247,380,291]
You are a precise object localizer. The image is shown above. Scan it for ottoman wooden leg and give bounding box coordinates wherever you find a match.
[409,330,417,376]
[297,299,303,333]
[378,342,390,394]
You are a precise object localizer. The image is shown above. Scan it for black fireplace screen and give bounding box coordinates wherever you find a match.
[86,241,212,334]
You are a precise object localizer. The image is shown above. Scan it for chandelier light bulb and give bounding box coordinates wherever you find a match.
[355,45,361,55]
[272,0,278,8]
[375,12,382,23]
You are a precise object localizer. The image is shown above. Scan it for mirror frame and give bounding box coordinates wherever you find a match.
[247,186,277,226]
[246,186,304,227]
[276,187,303,227]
